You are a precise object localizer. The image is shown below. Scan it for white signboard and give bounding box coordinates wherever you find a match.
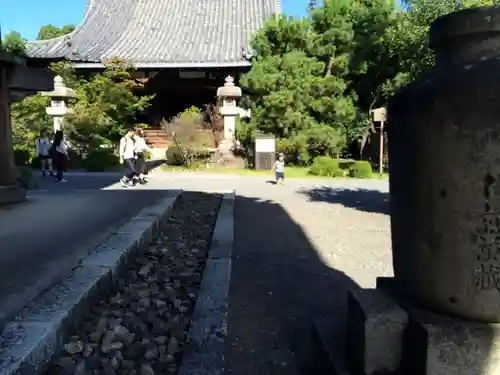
[255,137,275,153]
[371,107,387,122]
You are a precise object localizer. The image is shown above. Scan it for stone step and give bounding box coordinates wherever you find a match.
[145,139,169,144]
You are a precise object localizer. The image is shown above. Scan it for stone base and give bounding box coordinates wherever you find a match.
[402,307,500,375]
[338,278,500,375]
[347,288,408,375]
[210,139,246,169]
[0,183,26,205]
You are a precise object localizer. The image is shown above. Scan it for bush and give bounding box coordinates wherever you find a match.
[83,148,119,172]
[339,158,356,170]
[349,160,373,178]
[13,147,34,166]
[308,156,343,177]
[165,145,184,165]
[141,149,152,161]
[277,135,309,165]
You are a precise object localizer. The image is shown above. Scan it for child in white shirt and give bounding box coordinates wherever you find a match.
[35,130,52,177]
[273,153,286,185]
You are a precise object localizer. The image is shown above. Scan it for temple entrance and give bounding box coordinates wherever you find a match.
[141,68,241,125]
[148,85,216,123]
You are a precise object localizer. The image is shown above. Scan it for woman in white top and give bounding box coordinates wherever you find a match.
[51,130,70,183]
[134,127,151,184]
[35,130,52,177]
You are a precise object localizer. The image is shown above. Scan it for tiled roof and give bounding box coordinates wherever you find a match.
[26,0,280,68]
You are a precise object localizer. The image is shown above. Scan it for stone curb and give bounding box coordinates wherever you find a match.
[178,190,235,375]
[0,190,182,375]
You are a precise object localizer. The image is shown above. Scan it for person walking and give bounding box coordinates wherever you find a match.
[35,130,52,177]
[133,127,151,185]
[119,127,138,187]
[50,130,69,183]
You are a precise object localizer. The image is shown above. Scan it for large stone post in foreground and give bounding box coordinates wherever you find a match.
[319,6,500,375]
[0,59,25,204]
[390,5,500,323]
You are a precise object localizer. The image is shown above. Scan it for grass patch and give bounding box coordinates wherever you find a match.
[160,164,389,179]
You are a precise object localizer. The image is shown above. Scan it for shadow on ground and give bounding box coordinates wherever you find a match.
[297,186,389,215]
[145,159,166,173]
[5,184,495,375]
[228,194,361,375]
[29,160,165,192]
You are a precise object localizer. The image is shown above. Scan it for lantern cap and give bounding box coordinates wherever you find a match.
[41,75,76,98]
[216,75,242,98]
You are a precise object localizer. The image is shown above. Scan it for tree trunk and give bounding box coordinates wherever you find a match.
[325,57,334,77]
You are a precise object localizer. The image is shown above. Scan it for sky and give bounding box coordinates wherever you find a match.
[0,0,310,41]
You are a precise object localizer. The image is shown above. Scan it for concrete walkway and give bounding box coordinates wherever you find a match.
[0,186,172,327]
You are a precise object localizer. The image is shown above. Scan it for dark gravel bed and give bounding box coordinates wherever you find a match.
[44,192,222,375]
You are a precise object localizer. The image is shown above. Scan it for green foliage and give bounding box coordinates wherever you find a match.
[11,94,52,151]
[242,34,356,138]
[2,31,26,55]
[163,106,213,167]
[179,106,202,119]
[339,158,356,170]
[13,146,34,166]
[165,145,184,165]
[141,149,152,161]
[62,59,153,152]
[376,0,491,99]
[461,0,496,6]
[240,0,398,161]
[277,135,309,165]
[234,118,257,166]
[83,148,119,172]
[240,0,488,162]
[10,58,153,164]
[349,160,373,178]
[37,24,75,40]
[308,156,344,177]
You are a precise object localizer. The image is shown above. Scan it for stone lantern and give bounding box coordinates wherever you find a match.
[42,76,76,132]
[216,75,242,152]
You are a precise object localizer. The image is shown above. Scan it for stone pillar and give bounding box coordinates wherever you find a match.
[223,113,236,141]
[0,61,25,204]
[389,5,500,323]
[309,7,500,375]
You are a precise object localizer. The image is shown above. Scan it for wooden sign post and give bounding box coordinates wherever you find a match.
[371,107,387,174]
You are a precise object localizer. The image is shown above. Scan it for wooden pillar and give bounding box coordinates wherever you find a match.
[0,61,25,204]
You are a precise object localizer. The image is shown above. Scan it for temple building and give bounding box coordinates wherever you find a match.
[26,0,280,124]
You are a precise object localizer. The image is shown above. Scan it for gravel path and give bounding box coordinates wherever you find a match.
[43,192,221,375]
[45,174,393,374]
[225,179,392,374]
